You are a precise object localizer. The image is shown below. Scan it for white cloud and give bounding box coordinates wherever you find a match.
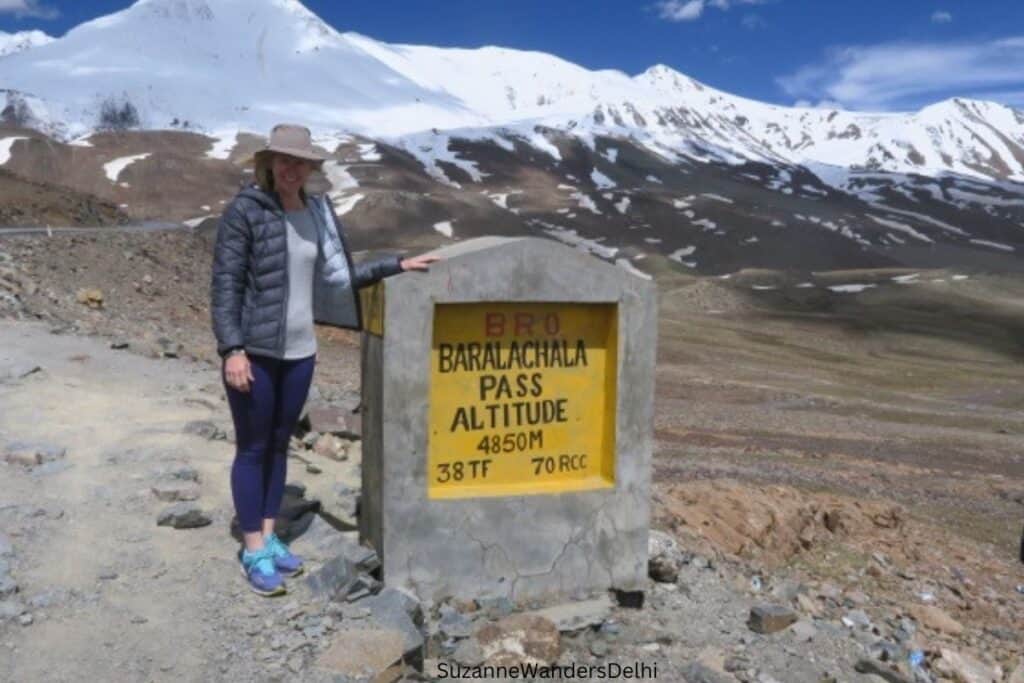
[778,36,1024,111]
[656,0,768,22]
[931,10,953,24]
[710,0,768,8]
[657,0,705,21]
[0,0,58,19]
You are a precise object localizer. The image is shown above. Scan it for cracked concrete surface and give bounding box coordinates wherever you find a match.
[359,238,657,603]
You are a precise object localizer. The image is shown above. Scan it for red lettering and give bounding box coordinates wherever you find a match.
[485,311,561,337]
[485,313,504,337]
[514,313,534,336]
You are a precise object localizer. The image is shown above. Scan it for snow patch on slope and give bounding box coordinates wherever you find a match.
[433,220,454,238]
[0,137,27,165]
[103,153,151,182]
[590,168,616,189]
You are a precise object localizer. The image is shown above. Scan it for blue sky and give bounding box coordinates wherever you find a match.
[2,0,1024,112]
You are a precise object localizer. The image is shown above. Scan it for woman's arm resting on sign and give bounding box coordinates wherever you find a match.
[400,254,441,272]
[324,197,440,284]
[351,253,441,288]
[352,255,403,289]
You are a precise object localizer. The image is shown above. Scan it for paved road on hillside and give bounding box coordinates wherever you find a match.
[0,221,189,237]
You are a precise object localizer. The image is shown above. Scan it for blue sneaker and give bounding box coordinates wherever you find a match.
[240,547,286,596]
[264,532,304,577]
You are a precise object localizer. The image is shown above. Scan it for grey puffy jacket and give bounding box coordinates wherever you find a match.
[210,185,403,359]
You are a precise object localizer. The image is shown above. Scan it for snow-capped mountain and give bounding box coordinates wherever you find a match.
[1,0,1022,186]
[0,29,53,58]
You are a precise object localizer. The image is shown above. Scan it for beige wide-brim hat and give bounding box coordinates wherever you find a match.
[250,123,328,165]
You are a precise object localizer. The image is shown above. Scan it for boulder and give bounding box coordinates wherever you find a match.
[312,433,348,461]
[475,614,560,667]
[648,529,685,583]
[291,515,361,565]
[343,574,382,603]
[154,463,200,482]
[156,503,211,529]
[306,554,359,601]
[151,479,200,502]
[854,658,913,683]
[528,595,613,632]
[293,516,379,572]
[908,605,964,636]
[305,403,361,440]
[315,628,407,681]
[933,648,1002,683]
[355,587,424,664]
[747,605,798,634]
[307,480,358,528]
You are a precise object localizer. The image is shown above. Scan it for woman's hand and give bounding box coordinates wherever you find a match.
[224,352,255,393]
[400,254,441,272]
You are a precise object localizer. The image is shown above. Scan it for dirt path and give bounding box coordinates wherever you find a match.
[0,321,274,682]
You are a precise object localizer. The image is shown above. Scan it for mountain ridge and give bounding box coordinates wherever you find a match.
[0,0,1021,185]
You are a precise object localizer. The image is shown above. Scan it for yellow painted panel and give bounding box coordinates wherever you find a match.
[428,302,618,499]
[360,283,385,336]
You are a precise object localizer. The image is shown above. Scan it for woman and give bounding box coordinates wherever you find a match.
[210,124,437,596]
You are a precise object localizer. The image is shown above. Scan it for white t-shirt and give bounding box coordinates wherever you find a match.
[283,207,318,359]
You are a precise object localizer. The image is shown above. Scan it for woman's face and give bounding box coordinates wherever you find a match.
[271,153,314,196]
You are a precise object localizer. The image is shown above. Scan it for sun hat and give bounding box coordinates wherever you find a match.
[252,123,328,164]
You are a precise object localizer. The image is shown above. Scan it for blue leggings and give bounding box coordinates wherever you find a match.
[224,353,315,533]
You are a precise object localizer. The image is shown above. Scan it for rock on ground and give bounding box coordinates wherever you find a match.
[648,529,686,583]
[475,613,560,667]
[314,627,407,680]
[747,605,798,634]
[156,502,212,529]
[908,605,964,636]
[933,648,1003,683]
[151,479,201,502]
[528,594,613,632]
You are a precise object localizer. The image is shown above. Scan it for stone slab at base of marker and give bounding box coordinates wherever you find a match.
[359,237,657,603]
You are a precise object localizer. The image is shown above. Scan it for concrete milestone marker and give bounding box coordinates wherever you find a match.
[359,237,656,602]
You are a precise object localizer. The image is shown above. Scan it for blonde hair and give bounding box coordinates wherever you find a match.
[253,152,276,193]
[253,151,319,197]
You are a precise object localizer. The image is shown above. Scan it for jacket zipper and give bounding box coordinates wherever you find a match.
[276,195,290,358]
